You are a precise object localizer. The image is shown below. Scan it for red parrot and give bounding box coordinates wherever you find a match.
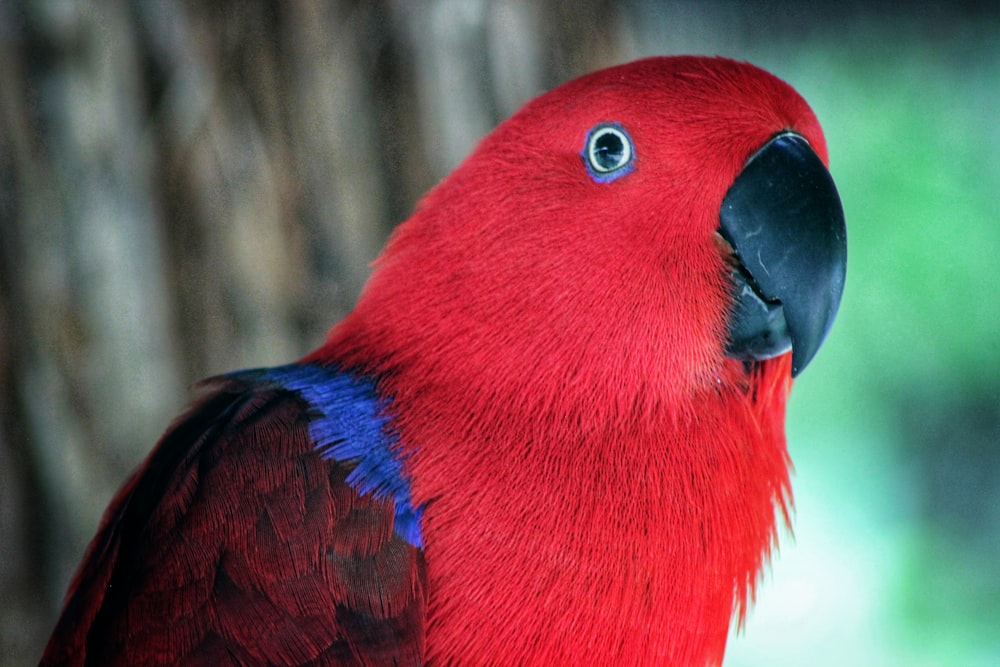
[41,56,846,666]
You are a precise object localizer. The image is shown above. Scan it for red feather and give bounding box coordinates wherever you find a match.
[42,376,426,666]
[311,56,818,665]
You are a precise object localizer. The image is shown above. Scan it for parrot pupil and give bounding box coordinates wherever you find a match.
[584,123,633,181]
[595,134,624,169]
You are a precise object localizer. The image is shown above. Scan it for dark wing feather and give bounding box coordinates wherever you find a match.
[41,375,426,666]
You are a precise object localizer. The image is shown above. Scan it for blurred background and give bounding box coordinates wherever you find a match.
[1,1,998,664]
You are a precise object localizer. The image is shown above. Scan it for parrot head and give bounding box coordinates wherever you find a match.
[332,56,845,409]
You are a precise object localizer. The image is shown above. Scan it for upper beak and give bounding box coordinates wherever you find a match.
[719,132,847,377]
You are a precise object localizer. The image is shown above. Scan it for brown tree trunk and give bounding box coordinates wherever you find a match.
[0,1,619,663]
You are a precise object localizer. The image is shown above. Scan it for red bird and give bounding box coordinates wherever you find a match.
[42,56,846,666]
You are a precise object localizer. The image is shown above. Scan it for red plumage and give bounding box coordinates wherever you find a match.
[43,56,839,666]
[316,56,819,664]
[44,377,426,666]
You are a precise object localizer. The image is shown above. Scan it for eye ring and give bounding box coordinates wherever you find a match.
[583,123,634,182]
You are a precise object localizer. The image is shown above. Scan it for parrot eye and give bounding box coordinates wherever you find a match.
[583,123,634,182]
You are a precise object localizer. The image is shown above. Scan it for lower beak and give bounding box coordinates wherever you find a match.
[719,132,847,377]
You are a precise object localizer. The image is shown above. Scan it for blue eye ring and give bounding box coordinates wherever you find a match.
[583,123,634,182]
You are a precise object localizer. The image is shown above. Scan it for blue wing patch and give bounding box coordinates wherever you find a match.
[235,364,423,548]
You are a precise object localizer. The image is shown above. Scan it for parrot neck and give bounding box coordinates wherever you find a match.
[310,334,792,666]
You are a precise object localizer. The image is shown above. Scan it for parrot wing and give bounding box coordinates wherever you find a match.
[41,367,426,667]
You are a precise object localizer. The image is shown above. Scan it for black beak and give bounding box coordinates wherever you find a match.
[720,132,847,377]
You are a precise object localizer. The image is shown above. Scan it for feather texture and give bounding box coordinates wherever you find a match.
[310,56,816,665]
[43,56,838,666]
[42,370,426,666]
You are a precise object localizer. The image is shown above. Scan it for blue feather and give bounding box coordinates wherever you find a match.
[234,364,424,548]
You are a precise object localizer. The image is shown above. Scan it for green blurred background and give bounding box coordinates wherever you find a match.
[711,12,1000,666]
[1,2,997,665]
